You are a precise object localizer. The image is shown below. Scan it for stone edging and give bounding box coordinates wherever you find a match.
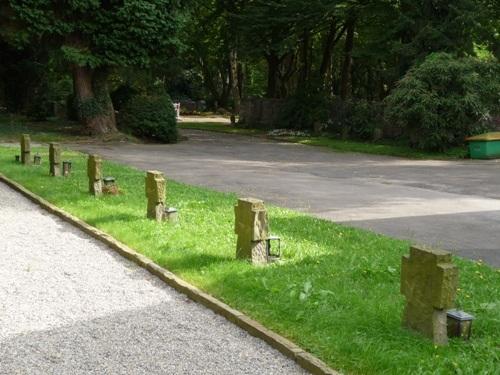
[0,173,340,375]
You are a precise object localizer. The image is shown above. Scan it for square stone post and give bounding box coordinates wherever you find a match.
[234,198,269,264]
[87,154,103,196]
[145,171,166,221]
[49,143,62,176]
[401,246,458,345]
[20,134,31,165]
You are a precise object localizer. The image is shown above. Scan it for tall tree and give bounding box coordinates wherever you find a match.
[1,0,182,135]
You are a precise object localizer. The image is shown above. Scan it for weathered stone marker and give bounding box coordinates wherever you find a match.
[145,170,166,221]
[20,134,31,165]
[87,154,103,196]
[49,143,62,176]
[234,198,269,264]
[401,246,458,345]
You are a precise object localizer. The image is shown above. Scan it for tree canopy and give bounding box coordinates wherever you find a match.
[1,0,182,134]
[0,0,498,148]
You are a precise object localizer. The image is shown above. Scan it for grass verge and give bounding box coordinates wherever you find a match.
[0,113,86,143]
[179,122,468,160]
[0,146,497,374]
[0,113,138,143]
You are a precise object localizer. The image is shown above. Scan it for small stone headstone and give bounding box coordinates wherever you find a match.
[87,154,103,196]
[49,143,62,176]
[145,170,166,221]
[234,198,269,264]
[401,246,458,345]
[20,134,31,165]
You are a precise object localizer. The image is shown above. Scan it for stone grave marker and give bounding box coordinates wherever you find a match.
[49,143,62,176]
[401,246,458,345]
[145,170,166,221]
[234,198,269,264]
[20,134,31,165]
[87,154,103,196]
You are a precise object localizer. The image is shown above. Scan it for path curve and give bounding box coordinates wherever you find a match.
[0,182,306,374]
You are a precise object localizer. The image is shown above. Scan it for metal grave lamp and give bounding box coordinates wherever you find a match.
[103,176,116,187]
[15,155,20,162]
[62,160,72,177]
[33,153,41,165]
[164,207,178,222]
[266,235,281,260]
[447,309,474,340]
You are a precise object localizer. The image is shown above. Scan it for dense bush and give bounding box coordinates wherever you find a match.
[277,88,330,131]
[385,53,500,151]
[26,83,52,121]
[118,94,178,143]
[111,84,139,111]
[327,99,384,140]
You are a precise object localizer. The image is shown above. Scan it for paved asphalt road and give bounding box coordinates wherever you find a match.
[0,182,306,375]
[70,129,500,267]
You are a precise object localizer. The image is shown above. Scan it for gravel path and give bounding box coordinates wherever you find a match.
[0,182,307,375]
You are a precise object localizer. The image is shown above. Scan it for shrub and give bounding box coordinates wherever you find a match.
[110,84,139,111]
[277,88,330,131]
[385,53,500,151]
[327,99,384,140]
[118,94,178,143]
[26,83,52,121]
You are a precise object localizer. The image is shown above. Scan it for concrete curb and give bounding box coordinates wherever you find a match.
[0,173,340,375]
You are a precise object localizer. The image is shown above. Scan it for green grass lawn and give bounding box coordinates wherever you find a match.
[179,122,468,160]
[0,113,86,143]
[0,113,138,143]
[1,146,498,374]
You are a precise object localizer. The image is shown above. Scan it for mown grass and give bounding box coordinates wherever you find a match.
[0,113,85,143]
[0,146,498,374]
[0,113,138,143]
[179,122,468,160]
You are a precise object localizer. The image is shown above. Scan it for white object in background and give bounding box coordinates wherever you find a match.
[173,103,181,120]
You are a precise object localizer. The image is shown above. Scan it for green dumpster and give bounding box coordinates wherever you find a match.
[466,132,500,159]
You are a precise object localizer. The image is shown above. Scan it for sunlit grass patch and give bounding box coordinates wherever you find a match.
[0,146,497,374]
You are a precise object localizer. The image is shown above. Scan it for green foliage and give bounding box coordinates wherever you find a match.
[385,53,500,151]
[277,88,330,130]
[119,94,178,143]
[25,83,52,121]
[74,79,114,122]
[3,0,182,69]
[328,99,385,140]
[0,146,498,374]
[110,84,139,112]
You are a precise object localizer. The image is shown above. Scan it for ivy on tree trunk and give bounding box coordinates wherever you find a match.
[72,66,116,135]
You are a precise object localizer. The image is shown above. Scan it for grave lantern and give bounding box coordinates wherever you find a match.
[266,235,281,260]
[62,161,72,177]
[164,207,178,222]
[34,153,41,165]
[447,310,474,340]
[103,177,116,187]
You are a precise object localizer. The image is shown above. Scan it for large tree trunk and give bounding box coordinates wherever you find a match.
[265,53,280,98]
[229,49,240,124]
[340,17,355,101]
[72,65,117,135]
[320,20,347,81]
[298,30,310,88]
